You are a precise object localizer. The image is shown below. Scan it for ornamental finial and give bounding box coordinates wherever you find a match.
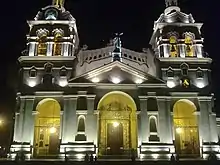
[52,0,65,8]
[165,0,178,7]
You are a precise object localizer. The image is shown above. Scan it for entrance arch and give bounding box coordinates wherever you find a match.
[173,99,200,156]
[97,91,137,155]
[33,98,61,156]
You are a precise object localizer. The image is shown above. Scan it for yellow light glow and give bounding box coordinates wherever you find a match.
[167,79,175,88]
[135,79,143,84]
[92,77,100,83]
[113,121,119,127]
[59,79,68,87]
[0,119,3,126]
[112,77,121,84]
[28,79,37,87]
[176,127,182,134]
[50,127,57,134]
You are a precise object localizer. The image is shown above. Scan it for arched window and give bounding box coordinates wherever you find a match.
[37,39,47,56]
[149,116,158,133]
[184,33,194,57]
[53,29,63,56]
[77,116,85,132]
[180,63,189,76]
[169,36,178,57]
[167,67,174,78]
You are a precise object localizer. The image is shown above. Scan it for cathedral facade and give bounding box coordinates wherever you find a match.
[10,0,220,160]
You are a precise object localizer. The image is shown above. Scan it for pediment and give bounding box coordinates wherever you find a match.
[69,61,165,86]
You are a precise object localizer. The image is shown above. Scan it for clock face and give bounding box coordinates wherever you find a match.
[45,8,58,20]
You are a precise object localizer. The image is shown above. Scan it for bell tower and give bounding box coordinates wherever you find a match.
[19,0,79,89]
[149,0,212,89]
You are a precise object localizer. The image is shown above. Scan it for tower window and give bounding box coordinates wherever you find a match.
[196,69,204,78]
[167,68,174,78]
[53,43,62,56]
[29,68,37,77]
[60,67,67,77]
[37,42,47,56]
[44,63,53,73]
[169,35,178,57]
[180,63,189,76]
[184,33,194,57]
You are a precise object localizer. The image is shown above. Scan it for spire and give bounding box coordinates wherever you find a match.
[52,0,65,8]
[165,0,178,8]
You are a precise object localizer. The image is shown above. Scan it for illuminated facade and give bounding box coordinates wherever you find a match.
[10,0,220,160]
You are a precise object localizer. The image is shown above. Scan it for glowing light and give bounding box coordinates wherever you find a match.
[92,77,100,83]
[28,79,37,87]
[113,122,119,127]
[176,127,182,134]
[59,79,68,87]
[152,154,159,159]
[167,79,175,88]
[76,154,84,159]
[50,127,57,134]
[0,119,3,126]
[135,79,143,84]
[196,81,205,88]
[112,77,121,84]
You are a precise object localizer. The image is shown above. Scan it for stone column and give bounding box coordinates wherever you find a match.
[209,113,218,143]
[139,97,148,142]
[86,96,97,143]
[179,44,186,58]
[163,44,170,58]
[157,98,173,143]
[47,42,53,56]
[21,98,35,143]
[13,113,20,142]
[28,42,36,56]
[62,98,77,143]
[199,99,211,143]
[62,43,70,57]
[59,111,63,140]
[15,98,25,142]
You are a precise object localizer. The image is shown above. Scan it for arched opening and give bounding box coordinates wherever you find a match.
[184,34,194,57]
[33,98,61,157]
[97,91,137,156]
[173,99,200,156]
[37,39,47,56]
[149,116,159,142]
[169,35,178,57]
[75,115,86,141]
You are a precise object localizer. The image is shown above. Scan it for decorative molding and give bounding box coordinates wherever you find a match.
[18,56,75,62]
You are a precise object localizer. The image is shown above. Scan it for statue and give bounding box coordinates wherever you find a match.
[52,0,65,7]
[165,0,178,7]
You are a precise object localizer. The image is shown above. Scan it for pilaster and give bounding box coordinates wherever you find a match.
[28,42,36,56]
[139,97,149,142]
[15,98,25,142]
[47,42,53,56]
[199,99,211,143]
[62,98,77,143]
[157,98,173,143]
[21,98,35,143]
[85,96,97,143]
[62,43,69,57]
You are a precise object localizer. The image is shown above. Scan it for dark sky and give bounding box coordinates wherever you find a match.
[0,0,219,117]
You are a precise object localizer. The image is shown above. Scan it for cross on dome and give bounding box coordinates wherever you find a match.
[52,0,65,8]
[165,0,178,7]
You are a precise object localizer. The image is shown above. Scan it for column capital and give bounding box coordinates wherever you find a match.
[86,95,96,99]
[138,96,148,100]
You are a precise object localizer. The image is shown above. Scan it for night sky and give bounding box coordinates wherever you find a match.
[0,0,219,145]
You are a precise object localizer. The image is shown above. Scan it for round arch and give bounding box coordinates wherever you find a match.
[173,99,200,156]
[97,91,137,111]
[97,91,137,156]
[34,98,61,157]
